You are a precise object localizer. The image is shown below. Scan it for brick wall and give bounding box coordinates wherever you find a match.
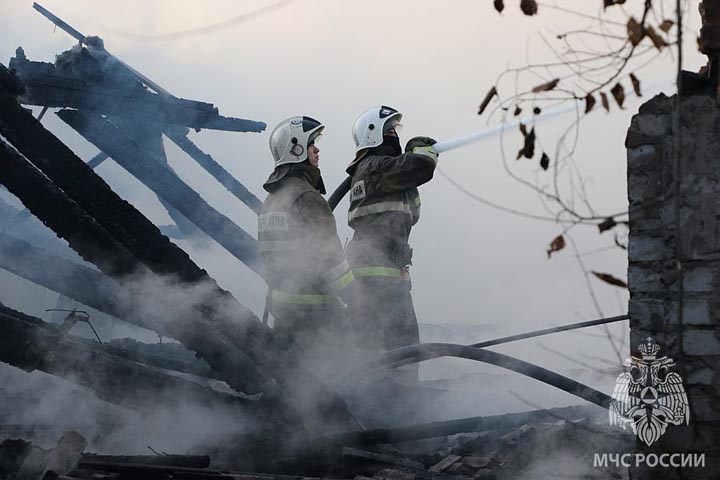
[626,92,720,479]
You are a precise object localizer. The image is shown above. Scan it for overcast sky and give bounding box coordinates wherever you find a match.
[0,0,706,404]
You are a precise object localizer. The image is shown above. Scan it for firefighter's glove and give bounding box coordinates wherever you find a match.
[405,136,438,161]
[405,136,437,152]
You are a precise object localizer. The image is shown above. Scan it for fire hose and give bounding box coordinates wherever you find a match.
[339,314,628,411]
[349,343,613,409]
[358,313,628,372]
[327,107,574,211]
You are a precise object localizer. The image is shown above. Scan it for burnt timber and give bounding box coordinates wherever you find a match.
[10,46,263,270]
[0,69,357,430]
[56,109,262,274]
[10,44,264,219]
[9,46,264,133]
[0,304,269,421]
[0,231,141,322]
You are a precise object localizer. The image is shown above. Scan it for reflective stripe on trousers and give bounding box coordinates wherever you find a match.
[352,266,403,278]
[319,261,355,292]
[326,269,355,290]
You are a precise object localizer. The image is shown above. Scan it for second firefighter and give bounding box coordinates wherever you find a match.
[345,105,438,384]
[258,116,355,378]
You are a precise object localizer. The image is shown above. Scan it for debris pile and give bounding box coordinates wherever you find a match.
[1,406,633,480]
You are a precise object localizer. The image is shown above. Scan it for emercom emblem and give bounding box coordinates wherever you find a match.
[609,337,690,446]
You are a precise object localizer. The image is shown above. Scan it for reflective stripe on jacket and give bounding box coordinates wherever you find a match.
[346,150,436,268]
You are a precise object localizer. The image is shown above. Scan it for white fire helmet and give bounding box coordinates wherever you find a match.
[351,105,403,154]
[269,116,324,168]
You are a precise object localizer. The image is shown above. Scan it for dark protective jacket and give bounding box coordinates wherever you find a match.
[258,164,354,375]
[345,143,437,384]
[346,145,437,269]
[260,164,352,297]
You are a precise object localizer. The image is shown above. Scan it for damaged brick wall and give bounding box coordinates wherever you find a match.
[627,92,720,478]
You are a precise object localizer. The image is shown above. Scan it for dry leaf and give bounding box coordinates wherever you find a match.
[540,152,550,171]
[604,0,626,7]
[517,127,536,160]
[478,86,498,115]
[610,83,625,109]
[592,271,628,289]
[531,78,559,93]
[645,25,668,50]
[627,17,644,46]
[520,0,538,16]
[629,73,642,97]
[600,92,610,112]
[494,0,505,13]
[614,235,628,250]
[585,93,596,114]
[514,105,522,116]
[659,19,674,32]
[547,235,565,258]
[598,217,617,233]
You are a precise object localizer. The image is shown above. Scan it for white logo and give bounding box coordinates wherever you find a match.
[350,180,366,202]
[609,337,689,446]
[258,212,289,232]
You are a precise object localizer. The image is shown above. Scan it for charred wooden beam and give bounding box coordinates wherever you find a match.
[10,45,262,215]
[0,304,267,417]
[75,462,224,478]
[102,338,220,381]
[70,461,348,480]
[80,454,210,469]
[0,231,131,317]
[0,62,24,97]
[0,73,358,430]
[0,93,270,396]
[0,235,221,379]
[110,117,203,239]
[0,140,139,278]
[341,447,425,471]
[165,128,262,214]
[0,83,205,283]
[10,51,265,133]
[213,405,602,475]
[57,109,262,275]
[0,439,32,479]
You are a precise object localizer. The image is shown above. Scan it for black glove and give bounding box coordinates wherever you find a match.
[405,136,437,153]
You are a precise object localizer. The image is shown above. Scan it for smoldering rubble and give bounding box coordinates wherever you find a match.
[0,4,636,480]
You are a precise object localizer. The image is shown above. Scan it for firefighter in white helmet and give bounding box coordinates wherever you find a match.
[345,105,438,385]
[259,116,355,377]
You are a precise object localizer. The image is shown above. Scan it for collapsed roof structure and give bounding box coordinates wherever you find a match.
[0,1,363,438]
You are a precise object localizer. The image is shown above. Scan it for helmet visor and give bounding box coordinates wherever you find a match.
[308,131,323,146]
[383,118,403,136]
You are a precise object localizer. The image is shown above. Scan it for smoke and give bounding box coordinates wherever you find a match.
[0,2,642,464]
[0,266,271,456]
[0,361,263,455]
[0,217,270,456]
